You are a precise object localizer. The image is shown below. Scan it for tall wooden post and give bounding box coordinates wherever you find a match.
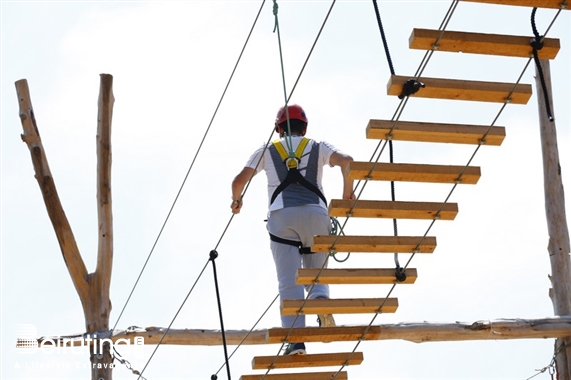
[536,59,571,380]
[16,74,115,380]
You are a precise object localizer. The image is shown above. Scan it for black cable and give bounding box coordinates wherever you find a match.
[210,250,231,380]
[372,0,395,76]
[372,0,401,271]
[530,7,554,122]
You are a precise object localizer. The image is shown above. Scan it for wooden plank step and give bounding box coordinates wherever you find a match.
[329,199,458,220]
[387,75,532,104]
[312,235,436,253]
[348,162,481,184]
[409,28,560,59]
[296,268,418,285]
[240,371,348,380]
[461,0,569,10]
[366,119,506,145]
[252,352,364,369]
[281,298,399,315]
[267,325,382,343]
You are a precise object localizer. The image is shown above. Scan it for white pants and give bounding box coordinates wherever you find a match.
[267,204,331,328]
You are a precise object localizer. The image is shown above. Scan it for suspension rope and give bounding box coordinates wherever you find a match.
[209,250,231,380]
[111,3,269,378]
[329,3,566,379]
[110,0,268,336]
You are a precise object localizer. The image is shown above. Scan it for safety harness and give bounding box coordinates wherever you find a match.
[270,137,327,205]
[268,137,327,254]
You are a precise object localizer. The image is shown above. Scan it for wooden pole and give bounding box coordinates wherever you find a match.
[537,59,571,380]
[15,75,116,380]
[89,74,115,379]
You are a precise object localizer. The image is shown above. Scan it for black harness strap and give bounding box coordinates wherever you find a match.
[269,233,314,254]
[270,168,327,205]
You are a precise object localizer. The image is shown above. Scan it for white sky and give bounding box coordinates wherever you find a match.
[1,1,570,379]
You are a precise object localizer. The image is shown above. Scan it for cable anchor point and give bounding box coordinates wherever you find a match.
[398,79,425,99]
[209,250,219,261]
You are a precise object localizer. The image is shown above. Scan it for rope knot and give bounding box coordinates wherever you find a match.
[530,37,544,51]
[395,266,407,283]
[398,79,425,99]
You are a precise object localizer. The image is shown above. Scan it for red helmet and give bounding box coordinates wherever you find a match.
[275,104,308,125]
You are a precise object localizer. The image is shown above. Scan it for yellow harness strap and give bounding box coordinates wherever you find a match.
[272,137,310,169]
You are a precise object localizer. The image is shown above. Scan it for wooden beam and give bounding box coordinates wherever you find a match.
[366,119,506,145]
[387,75,532,104]
[296,268,418,285]
[267,326,382,344]
[252,352,364,369]
[328,199,458,220]
[281,298,399,315]
[348,162,481,184]
[409,28,560,59]
[312,235,436,253]
[461,0,569,9]
[240,372,348,380]
[30,317,571,346]
[537,59,571,379]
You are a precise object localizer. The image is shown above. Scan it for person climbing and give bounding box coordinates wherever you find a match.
[230,104,355,355]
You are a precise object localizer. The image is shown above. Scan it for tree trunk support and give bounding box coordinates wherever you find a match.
[15,74,115,380]
[537,59,571,380]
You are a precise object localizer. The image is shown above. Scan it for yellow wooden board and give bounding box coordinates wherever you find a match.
[328,199,459,220]
[281,298,399,315]
[240,371,348,380]
[296,268,418,285]
[409,28,560,59]
[462,0,569,9]
[252,352,364,369]
[348,162,481,184]
[267,326,382,343]
[366,119,506,145]
[312,235,436,253]
[387,75,532,104]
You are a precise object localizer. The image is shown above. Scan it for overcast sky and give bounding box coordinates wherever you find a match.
[1,1,570,379]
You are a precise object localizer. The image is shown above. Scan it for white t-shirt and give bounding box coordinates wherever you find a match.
[245,135,338,213]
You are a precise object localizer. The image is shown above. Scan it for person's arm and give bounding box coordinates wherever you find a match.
[230,167,256,214]
[329,151,355,200]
